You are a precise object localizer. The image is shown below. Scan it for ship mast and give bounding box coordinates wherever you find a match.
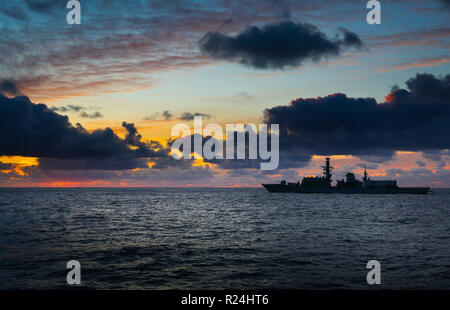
[363,164,370,188]
[322,157,333,182]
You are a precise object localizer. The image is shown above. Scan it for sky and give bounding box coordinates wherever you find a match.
[0,0,450,187]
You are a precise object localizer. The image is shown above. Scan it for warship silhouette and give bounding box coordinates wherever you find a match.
[262,158,429,194]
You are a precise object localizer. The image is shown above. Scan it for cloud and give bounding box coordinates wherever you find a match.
[24,0,60,13]
[237,91,254,99]
[416,161,426,167]
[167,132,310,170]
[369,27,450,48]
[142,111,176,121]
[0,94,166,169]
[143,111,212,121]
[338,27,363,48]
[143,113,162,121]
[0,79,22,96]
[263,73,450,160]
[178,112,213,121]
[0,5,29,21]
[80,111,103,119]
[356,163,379,170]
[199,21,363,69]
[0,162,12,170]
[37,157,150,171]
[1,1,444,102]
[438,0,450,8]
[422,150,448,162]
[50,105,85,113]
[51,105,103,119]
[378,56,450,73]
[162,110,173,120]
[405,73,450,101]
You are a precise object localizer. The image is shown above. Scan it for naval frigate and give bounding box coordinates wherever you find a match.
[262,158,430,194]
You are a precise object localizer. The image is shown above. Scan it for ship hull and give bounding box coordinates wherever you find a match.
[262,184,430,194]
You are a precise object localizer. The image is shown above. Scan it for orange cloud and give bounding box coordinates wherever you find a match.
[192,157,216,169]
[37,180,113,187]
[378,56,450,73]
[0,156,38,176]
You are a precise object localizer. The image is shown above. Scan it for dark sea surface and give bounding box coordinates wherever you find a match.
[0,187,449,290]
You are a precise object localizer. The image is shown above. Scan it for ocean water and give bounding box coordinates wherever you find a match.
[0,187,449,290]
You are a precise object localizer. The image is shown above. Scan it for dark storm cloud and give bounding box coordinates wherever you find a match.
[405,73,450,101]
[80,111,103,119]
[0,79,22,96]
[0,94,166,169]
[421,149,449,162]
[338,28,363,48]
[264,73,450,159]
[37,157,150,171]
[199,21,363,69]
[438,0,450,8]
[122,122,143,147]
